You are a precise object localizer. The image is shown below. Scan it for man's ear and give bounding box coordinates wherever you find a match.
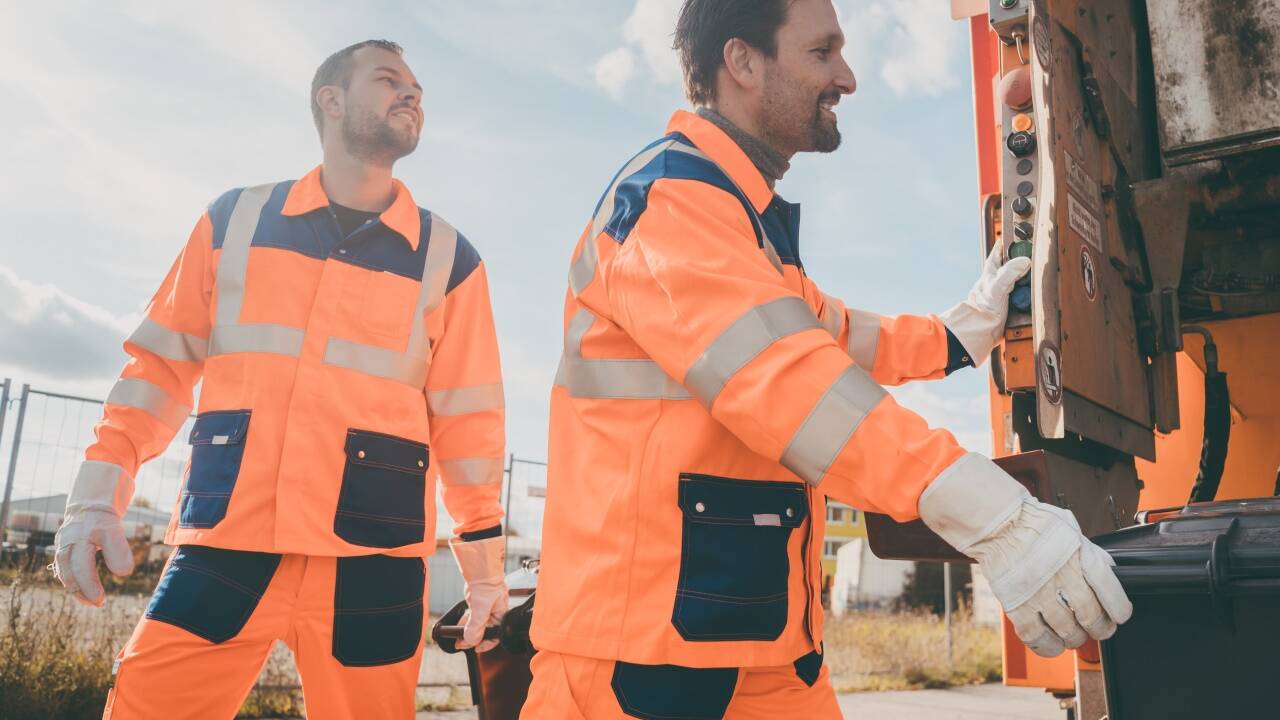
[722,37,763,92]
[316,85,344,123]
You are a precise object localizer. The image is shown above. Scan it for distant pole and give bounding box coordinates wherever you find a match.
[0,384,31,538]
[502,452,515,569]
[943,561,954,671]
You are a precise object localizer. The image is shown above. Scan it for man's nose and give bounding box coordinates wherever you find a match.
[835,55,856,95]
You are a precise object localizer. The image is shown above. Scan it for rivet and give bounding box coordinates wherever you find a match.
[357,450,366,459]
[338,248,347,254]
[417,460,425,468]
[695,502,706,513]
[785,508,795,518]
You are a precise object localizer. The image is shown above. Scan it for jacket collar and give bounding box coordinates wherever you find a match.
[281,165,421,250]
[665,109,773,215]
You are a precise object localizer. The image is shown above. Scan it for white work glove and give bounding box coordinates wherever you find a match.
[450,535,508,653]
[53,462,136,607]
[939,244,1032,366]
[919,453,1132,657]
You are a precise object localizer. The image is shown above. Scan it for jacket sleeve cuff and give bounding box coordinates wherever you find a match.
[944,328,976,376]
[458,524,503,542]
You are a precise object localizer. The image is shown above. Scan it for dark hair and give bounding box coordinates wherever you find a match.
[673,0,789,105]
[310,39,403,135]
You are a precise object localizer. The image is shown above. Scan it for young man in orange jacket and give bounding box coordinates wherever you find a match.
[523,1,1131,717]
[53,40,508,719]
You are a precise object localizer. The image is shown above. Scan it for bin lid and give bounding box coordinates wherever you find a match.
[1094,497,1280,596]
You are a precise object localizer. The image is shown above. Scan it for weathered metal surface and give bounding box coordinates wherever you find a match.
[1146,0,1280,164]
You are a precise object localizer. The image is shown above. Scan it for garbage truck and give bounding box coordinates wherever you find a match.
[868,2,1280,718]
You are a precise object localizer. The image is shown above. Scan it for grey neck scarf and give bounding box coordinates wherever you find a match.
[696,107,790,187]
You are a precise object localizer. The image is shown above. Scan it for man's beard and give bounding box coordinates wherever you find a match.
[341,105,419,166]
[761,65,842,155]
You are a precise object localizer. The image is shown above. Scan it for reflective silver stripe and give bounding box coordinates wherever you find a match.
[324,338,429,387]
[207,182,307,360]
[818,294,844,339]
[214,183,275,327]
[684,297,821,408]
[439,457,504,486]
[427,383,505,417]
[780,365,889,487]
[570,139,682,297]
[209,324,305,357]
[106,378,191,431]
[68,461,134,516]
[321,212,457,386]
[847,309,883,370]
[553,307,691,400]
[128,318,208,364]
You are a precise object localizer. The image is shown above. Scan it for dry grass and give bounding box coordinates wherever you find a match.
[822,605,1003,693]
[0,572,314,719]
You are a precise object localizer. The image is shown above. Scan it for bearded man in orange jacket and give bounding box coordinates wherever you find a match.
[522,1,1131,717]
[53,40,508,719]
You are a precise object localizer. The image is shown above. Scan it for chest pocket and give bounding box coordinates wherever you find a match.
[356,271,419,339]
[672,474,808,642]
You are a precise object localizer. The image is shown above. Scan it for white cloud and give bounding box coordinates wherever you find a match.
[841,0,962,98]
[0,264,134,383]
[593,0,682,98]
[889,383,994,455]
[594,47,638,100]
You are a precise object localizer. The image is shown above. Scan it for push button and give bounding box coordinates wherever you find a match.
[1012,196,1033,217]
[1007,131,1036,157]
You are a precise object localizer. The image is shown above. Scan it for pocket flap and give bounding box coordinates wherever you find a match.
[188,410,251,446]
[678,474,807,528]
[345,429,428,473]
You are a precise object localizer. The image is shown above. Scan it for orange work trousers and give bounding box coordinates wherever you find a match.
[104,546,428,719]
[520,648,842,719]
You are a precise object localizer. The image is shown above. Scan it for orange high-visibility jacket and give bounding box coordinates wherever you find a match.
[76,166,505,556]
[531,111,972,668]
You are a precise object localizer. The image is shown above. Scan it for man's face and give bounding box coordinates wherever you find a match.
[337,47,423,165]
[758,0,856,155]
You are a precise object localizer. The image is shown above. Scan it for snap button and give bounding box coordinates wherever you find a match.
[785,507,795,518]
[695,502,706,513]
[338,248,347,254]
[417,460,425,468]
[357,450,366,459]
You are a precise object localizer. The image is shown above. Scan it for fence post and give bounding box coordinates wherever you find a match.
[0,384,31,538]
[0,379,10,476]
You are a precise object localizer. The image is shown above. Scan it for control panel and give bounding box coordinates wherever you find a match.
[992,0,1038,323]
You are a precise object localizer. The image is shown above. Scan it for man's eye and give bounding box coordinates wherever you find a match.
[814,48,830,60]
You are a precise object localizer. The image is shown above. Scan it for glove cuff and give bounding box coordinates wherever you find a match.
[918,452,1030,553]
[66,461,134,518]
[450,534,506,584]
[938,303,998,367]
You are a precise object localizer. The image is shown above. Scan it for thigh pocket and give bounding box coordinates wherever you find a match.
[611,661,738,720]
[672,474,807,642]
[334,429,428,548]
[333,555,425,667]
[145,545,281,643]
[179,410,252,529]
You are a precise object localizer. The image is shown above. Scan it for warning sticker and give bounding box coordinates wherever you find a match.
[1081,248,1098,301]
[1068,194,1103,254]
[1065,152,1102,213]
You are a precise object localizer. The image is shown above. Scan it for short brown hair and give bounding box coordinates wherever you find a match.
[310,39,403,135]
[673,0,789,105]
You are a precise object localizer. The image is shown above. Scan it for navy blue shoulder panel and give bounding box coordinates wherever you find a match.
[207,186,248,250]
[760,197,803,268]
[602,133,763,248]
[439,211,482,293]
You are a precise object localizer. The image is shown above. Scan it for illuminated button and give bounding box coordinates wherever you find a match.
[1012,113,1033,132]
[1010,239,1033,258]
[1012,196,1033,216]
[1007,131,1037,157]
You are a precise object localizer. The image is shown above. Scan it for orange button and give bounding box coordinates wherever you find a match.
[1012,113,1033,132]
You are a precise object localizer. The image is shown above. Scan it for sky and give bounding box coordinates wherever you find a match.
[0,1,995,504]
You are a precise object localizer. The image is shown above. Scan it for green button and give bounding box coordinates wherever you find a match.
[1009,240,1033,259]
[1000,0,1018,8]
